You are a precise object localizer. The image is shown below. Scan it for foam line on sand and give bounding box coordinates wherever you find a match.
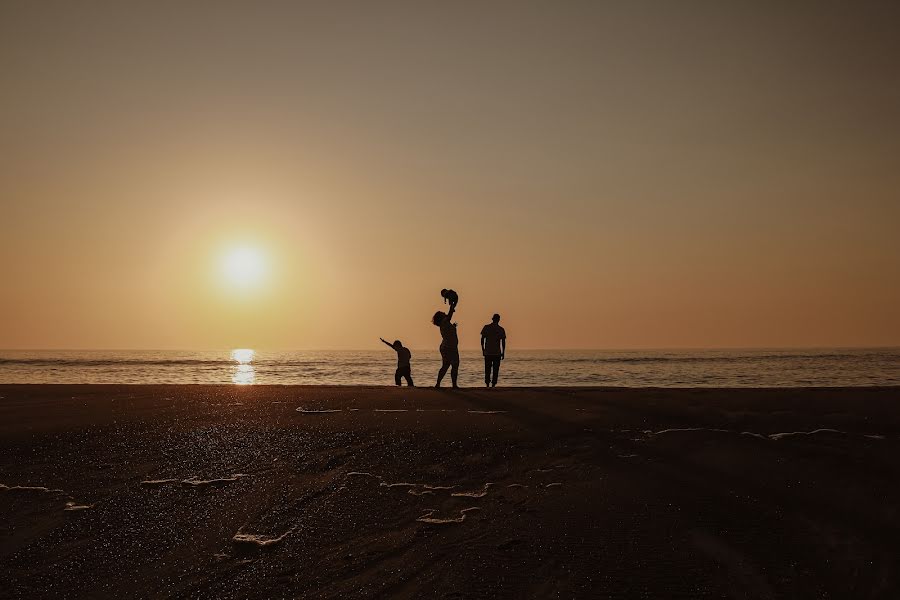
[0,484,65,494]
[451,483,493,498]
[416,507,481,525]
[232,526,297,548]
[643,427,886,441]
[181,474,249,486]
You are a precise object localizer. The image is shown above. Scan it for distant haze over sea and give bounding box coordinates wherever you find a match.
[1,349,897,387]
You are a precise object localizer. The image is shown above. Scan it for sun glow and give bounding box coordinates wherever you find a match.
[231,348,255,384]
[220,246,267,289]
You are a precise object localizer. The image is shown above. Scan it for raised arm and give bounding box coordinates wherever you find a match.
[379,338,394,349]
[446,302,457,321]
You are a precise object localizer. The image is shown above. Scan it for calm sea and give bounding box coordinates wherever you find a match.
[0,348,898,387]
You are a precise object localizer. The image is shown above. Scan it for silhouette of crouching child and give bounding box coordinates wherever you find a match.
[380,338,414,386]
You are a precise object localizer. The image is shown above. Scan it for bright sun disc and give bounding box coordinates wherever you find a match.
[221,246,267,288]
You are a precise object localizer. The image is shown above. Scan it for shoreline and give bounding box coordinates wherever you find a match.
[4,383,900,388]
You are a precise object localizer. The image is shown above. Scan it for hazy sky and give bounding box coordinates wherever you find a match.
[2,1,899,350]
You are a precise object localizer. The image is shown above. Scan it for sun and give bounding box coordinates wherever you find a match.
[220,245,268,288]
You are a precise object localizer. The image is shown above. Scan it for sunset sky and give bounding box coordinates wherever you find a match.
[2,2,898,350]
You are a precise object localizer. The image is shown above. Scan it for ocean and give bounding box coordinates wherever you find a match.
[0,348,898,387]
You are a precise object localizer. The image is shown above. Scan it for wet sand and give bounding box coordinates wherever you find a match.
[1,384,899,598]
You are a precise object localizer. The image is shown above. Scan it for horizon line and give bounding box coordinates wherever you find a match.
[1,345,898,353]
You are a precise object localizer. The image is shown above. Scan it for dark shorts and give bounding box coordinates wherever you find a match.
[440,346,460,366]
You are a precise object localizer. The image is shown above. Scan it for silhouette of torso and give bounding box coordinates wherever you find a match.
[481,323,506,355]
[396,347,411,367]
[439,319,458,349]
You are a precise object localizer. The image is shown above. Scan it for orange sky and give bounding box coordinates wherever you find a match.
[1,2,899,350]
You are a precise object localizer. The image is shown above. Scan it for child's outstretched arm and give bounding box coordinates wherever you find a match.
[379,338,394,349]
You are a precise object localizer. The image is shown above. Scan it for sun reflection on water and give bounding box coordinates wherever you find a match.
[231,348,255,385]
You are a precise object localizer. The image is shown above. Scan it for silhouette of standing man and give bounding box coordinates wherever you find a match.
[481,313,506,387]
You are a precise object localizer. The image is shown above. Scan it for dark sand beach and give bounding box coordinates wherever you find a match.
[1,385,899,598]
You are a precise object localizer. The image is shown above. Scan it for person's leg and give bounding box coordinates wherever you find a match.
[450,353,460,388]
[394,367,402,386]
[491,356,501,387]
[436,354,450,387]
[403,366,414,386]
[484,356,492,387]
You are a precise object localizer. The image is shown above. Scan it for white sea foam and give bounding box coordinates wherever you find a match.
[641,427,885,442]
[0,484,64,494]
[467,410,507,414]
[64,501,94,511]
[296,408,342,413]
[647,428,733,436]
[181,474,248,486]
[416,507,481,524]
[768,428,843,440]
[451,483,493,498]
[232,526,296,547]
[140,478,179,486]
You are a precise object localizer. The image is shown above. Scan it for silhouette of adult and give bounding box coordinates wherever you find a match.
[481,313,506,387]
[432,300,459,388]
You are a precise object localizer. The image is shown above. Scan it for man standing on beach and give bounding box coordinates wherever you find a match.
[481,313,506,387]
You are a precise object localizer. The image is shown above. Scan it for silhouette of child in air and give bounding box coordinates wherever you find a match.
[441,289,459,306]
[380,338,414,386]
